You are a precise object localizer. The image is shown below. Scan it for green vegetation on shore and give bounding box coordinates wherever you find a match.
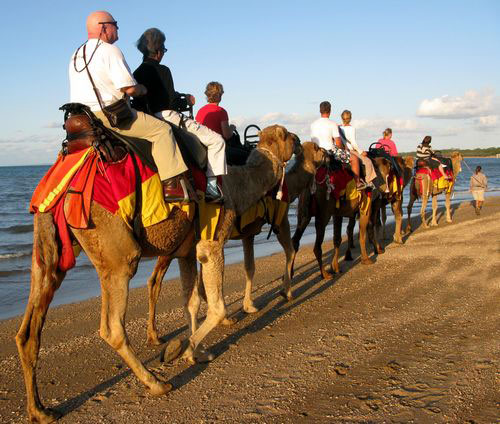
[401,147,500,157]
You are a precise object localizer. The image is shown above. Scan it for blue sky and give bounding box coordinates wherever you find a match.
[0,0,499,165]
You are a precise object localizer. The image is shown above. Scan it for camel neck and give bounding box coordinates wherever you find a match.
[285,158,315,202]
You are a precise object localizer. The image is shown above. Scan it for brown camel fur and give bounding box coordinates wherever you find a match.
[291,166,376,280]
[406,152,462,231]
[143,128,298,347]
[15,125,295,423]
[145,142,328,345]
[366,155,415,249]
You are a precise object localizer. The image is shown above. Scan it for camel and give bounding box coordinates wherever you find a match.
[406,152,462,231]
[145,142,328,346]
[291,164,376,280]
[15,124,295,423]
[366,155,415,248]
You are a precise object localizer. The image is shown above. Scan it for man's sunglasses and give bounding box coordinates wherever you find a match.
[99,21,119,29]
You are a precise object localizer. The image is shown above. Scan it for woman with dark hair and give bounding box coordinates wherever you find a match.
[416,136,450,180]
[132,28,226,202]
[470,165,488,215]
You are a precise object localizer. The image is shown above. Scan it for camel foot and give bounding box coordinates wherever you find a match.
[446,218,452,223]
[393,238,403,245]
[361,257,374,265]
[28,407,62,424]
[243,303,259,314]
[160,338,186,363]
[279,289,293,302]
[344,251,353,261]
[148,380,173,396]
[377,246,385,254]
[430,221,438,227]
[147,334,162,346]
[321,268,334,280]
[222,317,237,326]
[194,347,215,363]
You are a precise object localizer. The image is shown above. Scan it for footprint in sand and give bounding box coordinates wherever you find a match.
[363,339,377,351]
[390,383,444,413]
[330,362,350,376]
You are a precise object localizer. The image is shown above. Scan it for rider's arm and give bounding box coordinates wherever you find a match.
[221,120,235,140]
[121,84,147,97]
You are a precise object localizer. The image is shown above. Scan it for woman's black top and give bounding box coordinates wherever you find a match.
[132,58,181,114]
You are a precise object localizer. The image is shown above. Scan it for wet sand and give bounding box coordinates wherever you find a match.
[0,197,499,423]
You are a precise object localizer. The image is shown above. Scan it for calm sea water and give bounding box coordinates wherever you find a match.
[1,158,499,320]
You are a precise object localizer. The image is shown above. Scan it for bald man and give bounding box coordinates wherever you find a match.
[69,11,190,202]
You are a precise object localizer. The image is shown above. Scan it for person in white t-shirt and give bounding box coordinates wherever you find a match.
[339,110,376,186]
[69,10,190,202]
[310,101,363,188]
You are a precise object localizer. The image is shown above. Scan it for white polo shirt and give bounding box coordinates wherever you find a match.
[69,39,137,111]
[310,117,340,150]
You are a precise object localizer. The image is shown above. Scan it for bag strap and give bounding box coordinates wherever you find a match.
[81,44,107,114]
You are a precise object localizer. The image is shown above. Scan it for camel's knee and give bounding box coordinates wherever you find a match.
[100,329,126,350]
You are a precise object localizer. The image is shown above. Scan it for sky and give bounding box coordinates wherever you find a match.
[0,0,499,166]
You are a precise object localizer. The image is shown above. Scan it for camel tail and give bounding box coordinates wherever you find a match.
[33,212,60,279]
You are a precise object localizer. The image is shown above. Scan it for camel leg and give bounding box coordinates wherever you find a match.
[431,195,438,226]
[381,204,388,239]
[276,216,294,301]
[291,190,312,253]
[178,248,200,335]
[359,211,374,265]
[406,190,415,233]
[98,261,171,395]
[345,217,355,261]
[179,243,227,364]
[331,215,343,274]
[146,256,173,346]
[368,204,384,255]
[445,192,452,223]
[242,235,258,313]
[314,213,332,279]
[420,192,429,228]
[347,217,356,249]
[16,253,65,424]
[391,200,404,244]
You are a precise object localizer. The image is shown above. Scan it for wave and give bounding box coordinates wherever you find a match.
[0,224,33,234]
[0,251,31,260]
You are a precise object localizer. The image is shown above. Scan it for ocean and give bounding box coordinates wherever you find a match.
[1,157,499,320]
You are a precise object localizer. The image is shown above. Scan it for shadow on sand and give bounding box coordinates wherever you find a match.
[53,202,460,416]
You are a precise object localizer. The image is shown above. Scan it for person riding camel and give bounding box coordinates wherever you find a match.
[416,135,451,180]
[69,11,190,202]
[132,28,227,202]
[310,101,365,189]
[338,110,377,188]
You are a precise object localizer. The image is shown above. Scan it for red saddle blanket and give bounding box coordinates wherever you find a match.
[30,148,192,272]
[315,167,353,200]
[416,166,452,181]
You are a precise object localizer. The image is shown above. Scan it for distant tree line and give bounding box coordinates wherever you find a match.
[401,147,500,157]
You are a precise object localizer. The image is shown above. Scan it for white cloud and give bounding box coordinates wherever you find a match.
[473,115,499,132]
[417,89,498,119]
[43,121,63,129]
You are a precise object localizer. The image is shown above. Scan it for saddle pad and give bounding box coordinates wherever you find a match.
[315,167,354,201]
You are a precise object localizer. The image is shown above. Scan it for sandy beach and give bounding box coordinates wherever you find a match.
[1,197,499,423]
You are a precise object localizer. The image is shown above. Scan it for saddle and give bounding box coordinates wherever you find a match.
[61,103,208,171]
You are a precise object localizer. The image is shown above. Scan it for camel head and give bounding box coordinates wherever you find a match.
[258,125,296,164]
[298,142,329,171]
[450,151,463,175]
[289,132,303,156]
